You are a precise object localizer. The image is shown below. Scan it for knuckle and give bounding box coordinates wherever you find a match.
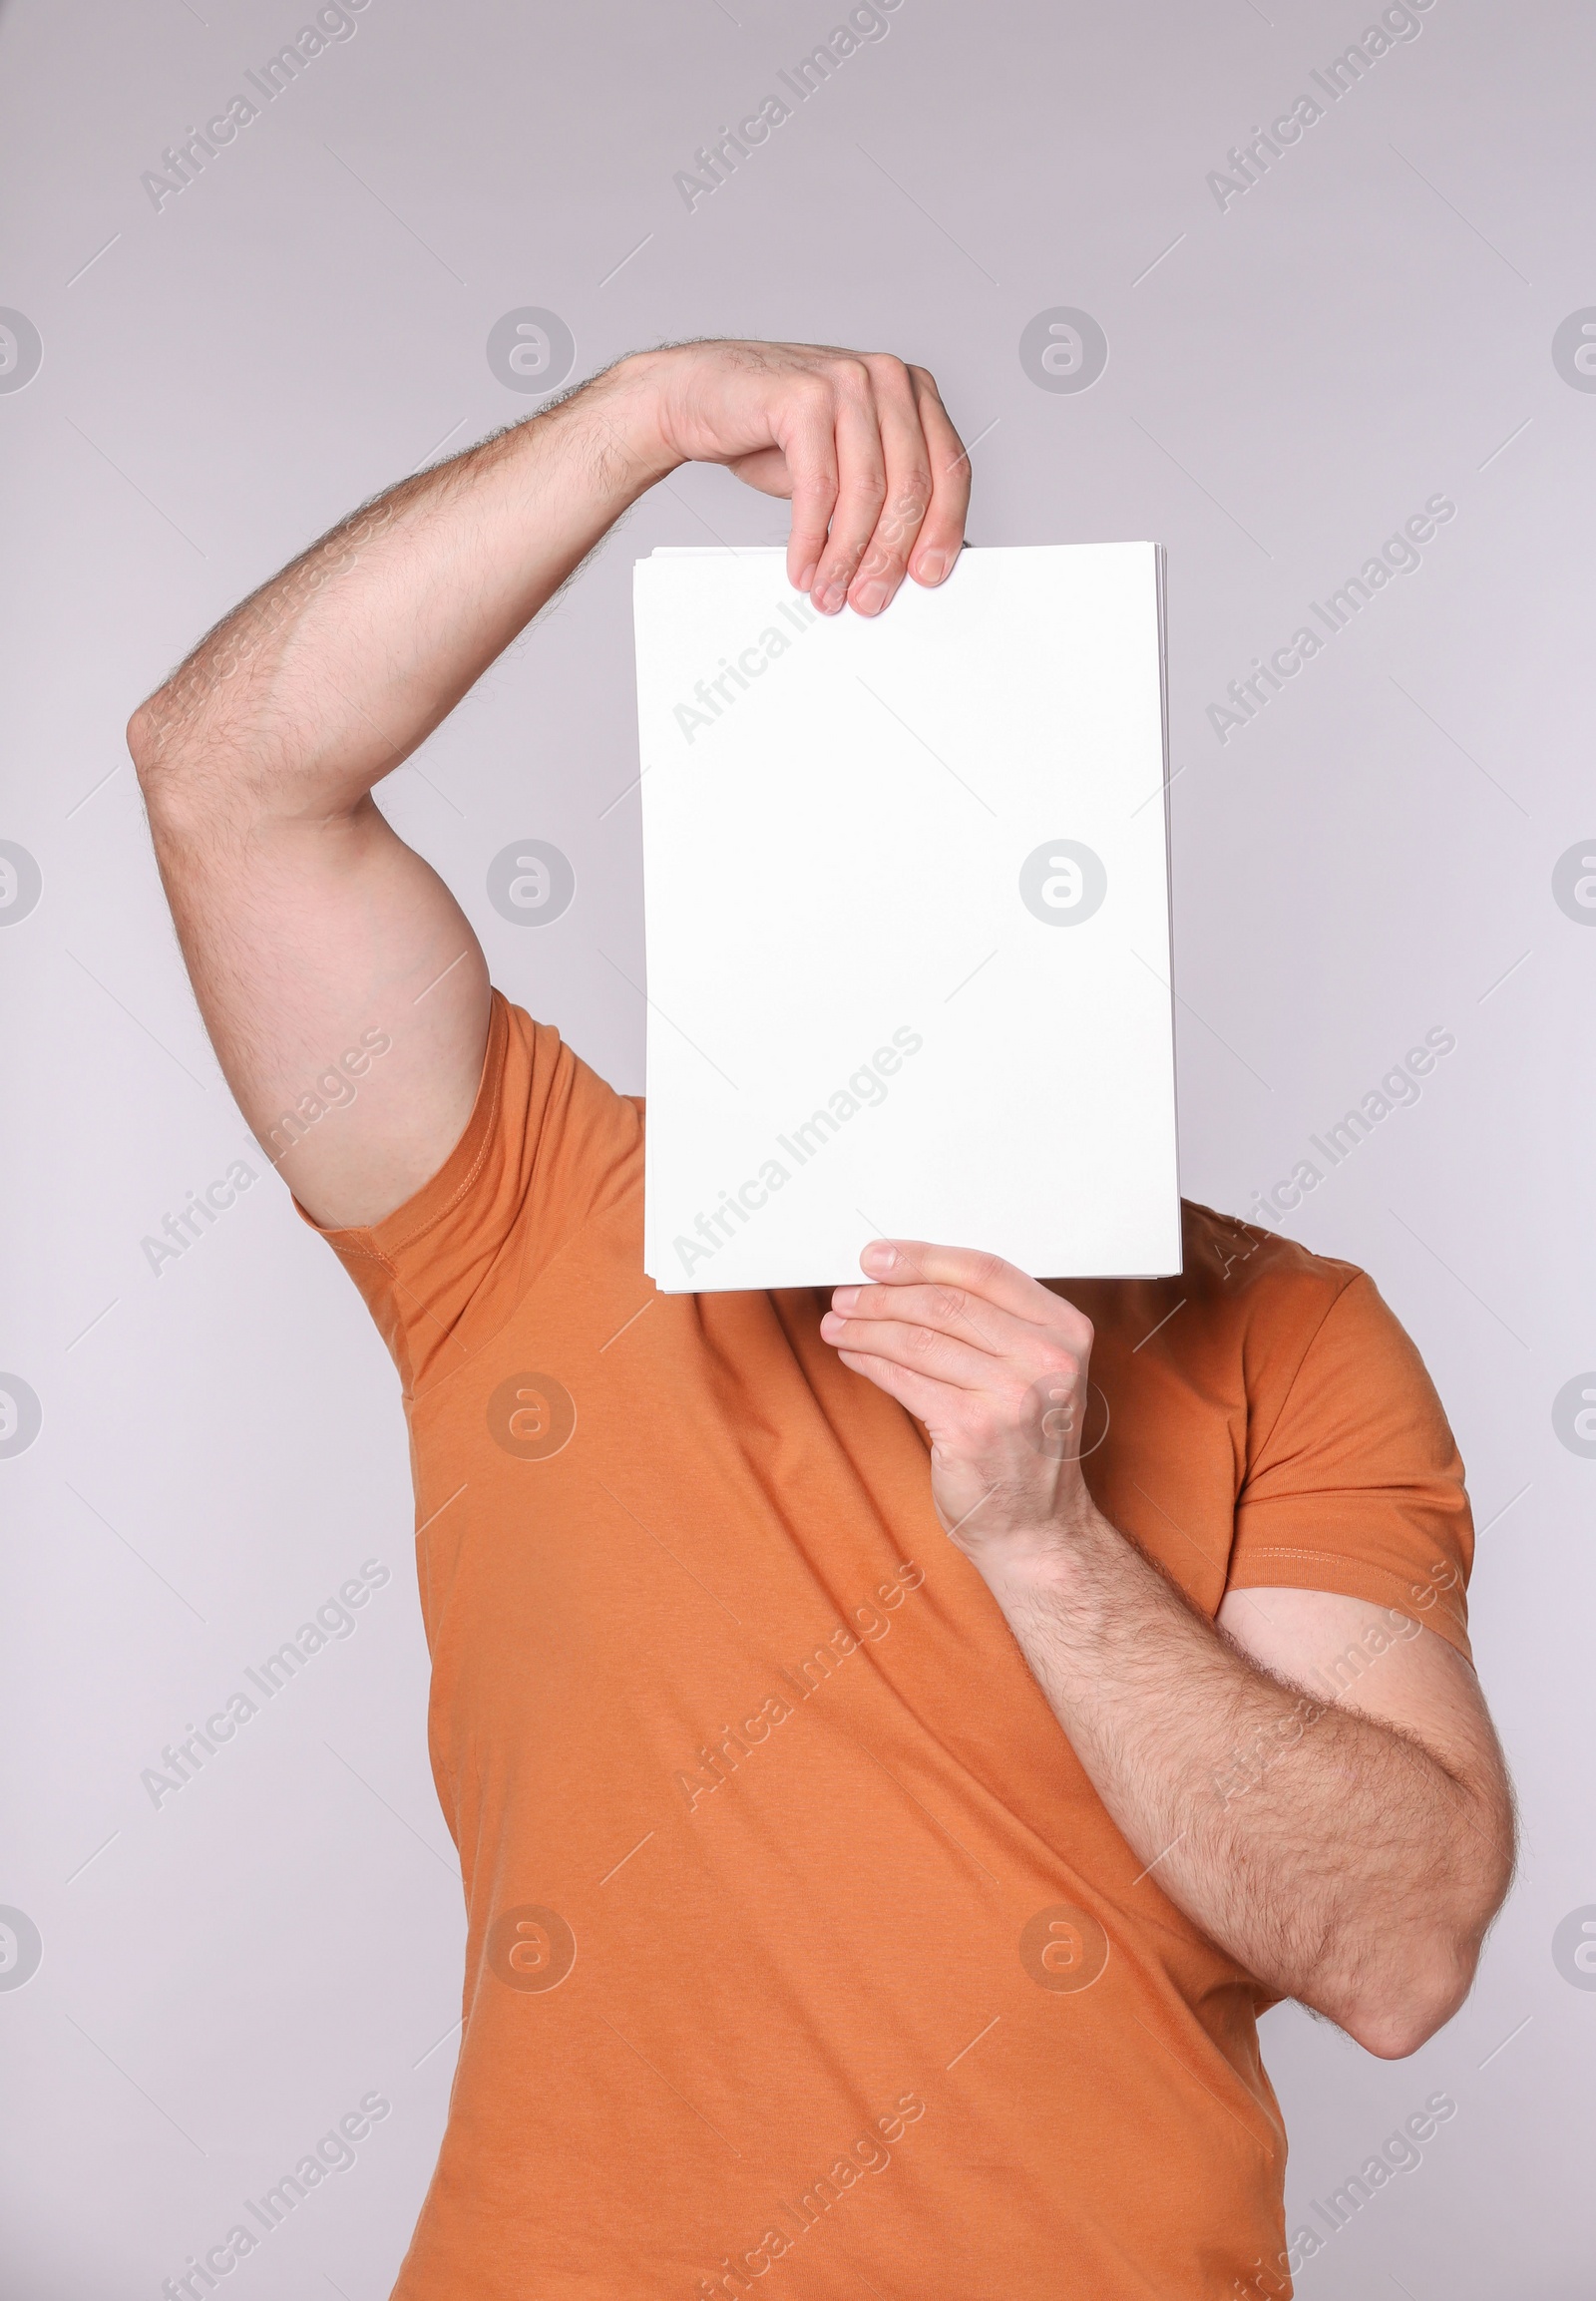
[835,480,887,541]
[972,1251,1007,1293]
[875,488,931,556]
[789,377,835,431]
[894,473,932,521]
[904,1321,940,1361]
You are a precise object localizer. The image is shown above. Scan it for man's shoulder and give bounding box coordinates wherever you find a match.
[1072,1200,1367,1372]
[1176,1197,1364,1320]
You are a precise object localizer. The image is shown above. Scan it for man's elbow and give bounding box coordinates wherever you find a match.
[1342,1959,1473,2061]
[127,699,157,768]
[1339,1907,1500,2060]
[128,690,234,835]
[127,695,181,805]
[1348,1782,1518,2058]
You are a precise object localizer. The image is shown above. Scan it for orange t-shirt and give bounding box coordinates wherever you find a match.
[307,992,1473,2301]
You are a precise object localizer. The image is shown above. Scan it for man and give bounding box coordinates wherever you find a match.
[129,341,1513,2300]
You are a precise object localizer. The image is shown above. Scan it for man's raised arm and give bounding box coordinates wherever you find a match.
[128,344,969,1229]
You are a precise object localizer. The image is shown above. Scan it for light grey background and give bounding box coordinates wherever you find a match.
[1,0,1592,2292]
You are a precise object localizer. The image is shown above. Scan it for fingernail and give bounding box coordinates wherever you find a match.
[915,550,947,583]
[862,1242,897,1271]
[832,1286,860,1311]
[795,563,817,592]
[853,580,889,616]
[816,580,847,614]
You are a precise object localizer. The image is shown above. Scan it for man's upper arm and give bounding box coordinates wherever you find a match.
[1215,1262,1510,1817]
[140,778,492,1232]
[141,754,496,1233]
[1216,1584,1507,1803]
[1226,1268,1476,1654]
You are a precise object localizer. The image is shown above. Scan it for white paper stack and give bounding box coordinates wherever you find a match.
[631,543,1180,1294]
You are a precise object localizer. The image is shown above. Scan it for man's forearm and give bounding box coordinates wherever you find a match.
[983,1514,1507,2055]
[130,357,671,809]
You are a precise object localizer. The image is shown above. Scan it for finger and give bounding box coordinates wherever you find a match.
[727,445,797,500]
[777,379,841,595]
[828,1281,1042,1358]
[820,1309,999,1393]
[833,1344,950,1426]
[905,369,972,586]
[859,1240,1078,1330]
[810,372,888,613]
[846,359,933,616]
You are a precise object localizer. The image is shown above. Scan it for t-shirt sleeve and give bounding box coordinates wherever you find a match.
[1227,1271,1474,1660]
[295,989,640,1396]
